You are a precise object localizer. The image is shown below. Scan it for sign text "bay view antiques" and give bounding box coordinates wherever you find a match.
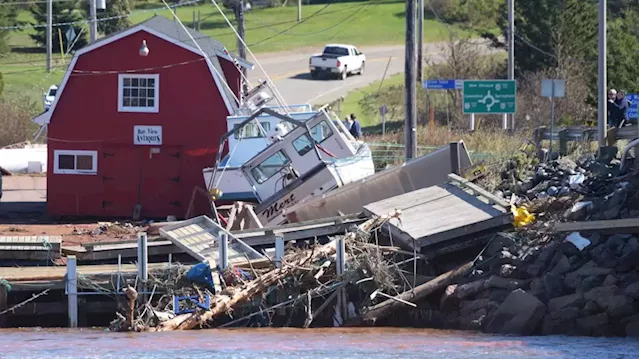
[134,125,162,145]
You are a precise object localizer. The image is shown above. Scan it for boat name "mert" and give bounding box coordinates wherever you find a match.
[262,193,297,220]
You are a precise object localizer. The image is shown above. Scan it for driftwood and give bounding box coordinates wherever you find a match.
[151,210,401,331]
[345,261,474,326]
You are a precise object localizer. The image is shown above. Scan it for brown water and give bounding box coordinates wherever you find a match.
[0,328,637,359]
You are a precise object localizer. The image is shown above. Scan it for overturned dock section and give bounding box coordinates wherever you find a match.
[284,141,473,223]
[159,215,265,268]
[364,174,513,254]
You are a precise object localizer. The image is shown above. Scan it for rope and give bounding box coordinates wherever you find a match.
[0,278,11,292]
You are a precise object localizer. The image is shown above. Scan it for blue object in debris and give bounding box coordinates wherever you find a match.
[173,294,211,315]
[186,262,216,293]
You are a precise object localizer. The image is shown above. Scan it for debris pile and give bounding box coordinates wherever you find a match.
[111,211,424,331]
[72,221,145,237]
[437,151,639,337]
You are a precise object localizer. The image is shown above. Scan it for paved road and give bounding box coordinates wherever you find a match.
[246,41,494,106]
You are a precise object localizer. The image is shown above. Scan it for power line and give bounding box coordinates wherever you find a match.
[2,0,371,76]
[0,0,368,67]
[0,0,203,30]
[0,0,74,6]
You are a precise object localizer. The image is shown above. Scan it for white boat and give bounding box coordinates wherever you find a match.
[202,103,318,202]
[203,102,375,227]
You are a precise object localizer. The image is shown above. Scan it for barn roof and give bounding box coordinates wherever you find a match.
[33,15,253,125]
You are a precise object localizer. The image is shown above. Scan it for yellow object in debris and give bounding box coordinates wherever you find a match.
[209,187,223,200]
[511,205,535,227]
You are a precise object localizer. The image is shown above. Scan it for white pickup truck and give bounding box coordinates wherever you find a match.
[309,44,366,80]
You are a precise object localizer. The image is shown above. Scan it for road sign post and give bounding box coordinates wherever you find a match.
[542,79,566,161]
[379,105,388,137]
[463,80,517,115]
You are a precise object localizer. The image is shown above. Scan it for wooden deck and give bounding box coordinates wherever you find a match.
[364,175,513,251]
[0,236,62,260]
[160,216,265,268]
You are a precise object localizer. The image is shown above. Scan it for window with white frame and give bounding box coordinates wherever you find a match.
[54,150,98,175]
[118,74,159,113]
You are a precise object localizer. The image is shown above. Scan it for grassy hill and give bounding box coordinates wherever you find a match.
[0,0,476,109]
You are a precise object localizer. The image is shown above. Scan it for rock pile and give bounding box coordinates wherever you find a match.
[440,151,638,337]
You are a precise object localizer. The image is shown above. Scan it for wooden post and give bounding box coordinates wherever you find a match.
[116,254,122,292]
[558,129,569,156]
[275,236,285,268]
[197,10,201,31]
[335,237,347,323]
[449,142,461,175]
[0,284,8,328]
[67,255,78,328]
[218,233,229,269]
[137,232,148,304]
[404,0,417,160]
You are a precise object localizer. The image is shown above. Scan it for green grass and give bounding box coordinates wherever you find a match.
[1,0,478,111]
[336,69,405,127]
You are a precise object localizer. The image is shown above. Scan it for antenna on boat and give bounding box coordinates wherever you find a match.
[209,0,292,114]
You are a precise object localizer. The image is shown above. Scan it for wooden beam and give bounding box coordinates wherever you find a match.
[0,284,8,328]
[448,173,510,208]
[554,218,639,233]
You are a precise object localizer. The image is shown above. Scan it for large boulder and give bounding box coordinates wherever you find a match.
[584,285,634,318]
[548,293,585,313]
[576,313,609,336]
[485,289,547,335]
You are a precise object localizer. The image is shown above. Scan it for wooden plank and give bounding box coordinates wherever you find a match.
[1,262,171,282]
[0,236,62,250]
[364,182,511,251]
[554,218,639,233]
[448,173,510,208]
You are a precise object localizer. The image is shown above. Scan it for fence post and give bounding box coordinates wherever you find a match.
[137,232,148,303]
[218,233,229,269]
[449,142,461,176]
[275,236,285,268]
[558,129,569,156]
[67,255,78,328]
[335,237,347,323]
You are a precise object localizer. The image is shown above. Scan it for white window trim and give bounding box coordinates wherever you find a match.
[53,150,98,175]
[117,73,159,113]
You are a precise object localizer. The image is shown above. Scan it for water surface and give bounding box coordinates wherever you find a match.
[0,328,637,359]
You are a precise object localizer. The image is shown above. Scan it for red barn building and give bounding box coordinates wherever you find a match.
[33,16,252,219]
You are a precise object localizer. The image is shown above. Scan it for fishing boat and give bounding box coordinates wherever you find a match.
[203,100,374,227]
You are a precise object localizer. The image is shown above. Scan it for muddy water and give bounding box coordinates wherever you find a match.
[0,328,637,359]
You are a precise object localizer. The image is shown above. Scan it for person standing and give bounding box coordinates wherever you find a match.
[347,113,362,139]
[607,89,620,128]
[615,90,631,127]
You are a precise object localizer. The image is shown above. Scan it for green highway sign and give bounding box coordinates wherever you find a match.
[463,80,517,114]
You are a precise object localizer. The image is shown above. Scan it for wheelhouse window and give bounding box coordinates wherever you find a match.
[292,133,314,156]
[118,74,159,113]
[250,150,290,184]
[54,150,98,175]
[309,120,333,144]
[234,121,271,139]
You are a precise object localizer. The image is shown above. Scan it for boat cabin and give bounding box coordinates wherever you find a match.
[239,107,374,226]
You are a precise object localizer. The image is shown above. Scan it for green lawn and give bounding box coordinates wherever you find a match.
[336,69,405,127]
[1,0,477,109]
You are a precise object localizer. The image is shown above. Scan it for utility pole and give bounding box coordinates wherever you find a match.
[298,0,302,22]
[405,0,417,160]
[46,0,52,72]
[505,0,514,130]
[416,0,424,82]
[236,0,247,91]
[597,0,607,149]
[89,0,97,43]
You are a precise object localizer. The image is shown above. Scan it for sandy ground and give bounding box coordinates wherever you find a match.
[0,176,148,245]
[0,222,146,246]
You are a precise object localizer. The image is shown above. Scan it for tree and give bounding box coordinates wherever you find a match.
[81,0,132,36]
[490,0,597,77]
[607,9,639,93]
[30,1,89,53]
[0,1,21,56]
